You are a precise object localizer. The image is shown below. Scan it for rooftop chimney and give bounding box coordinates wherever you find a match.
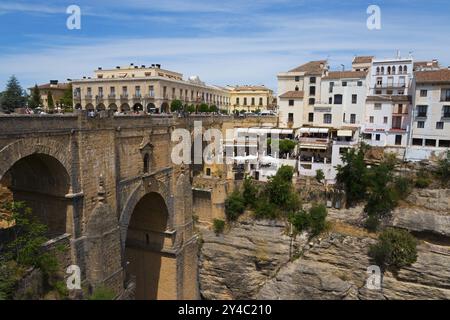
[116,66,120,69]
[156,64,161,69]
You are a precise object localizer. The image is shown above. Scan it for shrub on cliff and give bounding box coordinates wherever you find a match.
[369,228,418,270]
[213,219,225,235]
[290,204,328,237]
[336,145,369,208]
[242,176,259,209]
[225,190,245,221]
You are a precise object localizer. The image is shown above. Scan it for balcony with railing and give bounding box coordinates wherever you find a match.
[73,93,81,101]
[96,94,104,102]
[120,93,129,100]
[374,83,407,89]
[133,93,142,100]
[108,93,116,100]
[144,92,155,99]
[85,94,93,100]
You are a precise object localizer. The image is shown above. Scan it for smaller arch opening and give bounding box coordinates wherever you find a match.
[143,153,150,174]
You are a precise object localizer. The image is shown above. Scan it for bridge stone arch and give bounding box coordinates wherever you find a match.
[119,175,172,251]
[119,174,182,300]
[0,139,73,238]
[0,138,72,183]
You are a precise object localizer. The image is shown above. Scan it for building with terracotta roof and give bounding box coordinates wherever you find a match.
[71,64,231,113]
[277,60,329,128]
[413,60,440,71]
[352,56,374,72]
[406,68,450,160]
[28,80,70,111]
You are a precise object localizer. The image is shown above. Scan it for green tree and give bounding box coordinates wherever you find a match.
[364,161,397,218]
[0,202,59,299]
[170,99,183,113]
[369,228,418,270]
[213,219,225,235]
[289,204,328,237]
[308,204,328,236]
[0,75,27,113]
[60,83,73,109]
[264,166,300,215]
[47,91,55,111]
[336,145,369,208]
[315,169,325,183]
[225,190,245,221]
[278,139,297,155]
[198,103,209,113]
[209,105,218,113]
[187,104,196,113]
[28,85,42,109]
[242,176,259,208]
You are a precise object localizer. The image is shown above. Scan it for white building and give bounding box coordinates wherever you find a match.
[406,68,450,160]
[277,60,329,128]
[362,56,414,153]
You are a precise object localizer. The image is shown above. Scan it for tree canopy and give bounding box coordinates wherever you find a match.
[28,85,42,109]
[0,75,27,113]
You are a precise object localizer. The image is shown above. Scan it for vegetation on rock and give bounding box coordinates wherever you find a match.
[369,228,418,270]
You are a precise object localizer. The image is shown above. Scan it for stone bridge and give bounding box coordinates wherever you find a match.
[0,112,277,299]
[0,111,204,300]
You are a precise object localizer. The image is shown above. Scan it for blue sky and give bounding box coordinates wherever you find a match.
[0,0,449,93]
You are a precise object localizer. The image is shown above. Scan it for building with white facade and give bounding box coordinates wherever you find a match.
[361,56,414,153]
[406,68,450,160]
[277,60,329,128]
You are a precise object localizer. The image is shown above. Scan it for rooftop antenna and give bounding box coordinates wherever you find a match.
[409,51,414,59]
[341,64,345,71]
[397,50,401,59]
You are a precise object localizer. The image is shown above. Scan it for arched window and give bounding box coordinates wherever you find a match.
[381,67,384,74]
[376,67,380,75]
[392,66,396,74]
[387,66,391,75]
[143,153,150,174]
[399,66,403,74]
[404,65,408,74]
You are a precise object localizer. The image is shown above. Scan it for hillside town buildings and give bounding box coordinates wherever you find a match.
[27,54,447,185]
[71,64,233,113]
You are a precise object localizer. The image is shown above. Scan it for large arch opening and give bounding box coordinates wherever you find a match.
[160,102,169,114]
[124,192,174,300]
[147,103,157,114]
[0,153,71,238]
[133,103,143,113]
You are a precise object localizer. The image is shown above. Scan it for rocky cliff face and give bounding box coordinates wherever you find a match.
[199,217,308,300]
[198,189,450,300]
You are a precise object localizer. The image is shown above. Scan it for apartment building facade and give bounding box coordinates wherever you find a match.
[277,60,329,128]
[362,57,414,152]
[406,69,450,160]
[71,64,231,113]
[227,85,274,113]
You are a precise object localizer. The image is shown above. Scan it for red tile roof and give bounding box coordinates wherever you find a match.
[415,69,450,84]
[279,91,304,99]
[288,60,327,74]
[323,71,367,80]
[352,56,374,64]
